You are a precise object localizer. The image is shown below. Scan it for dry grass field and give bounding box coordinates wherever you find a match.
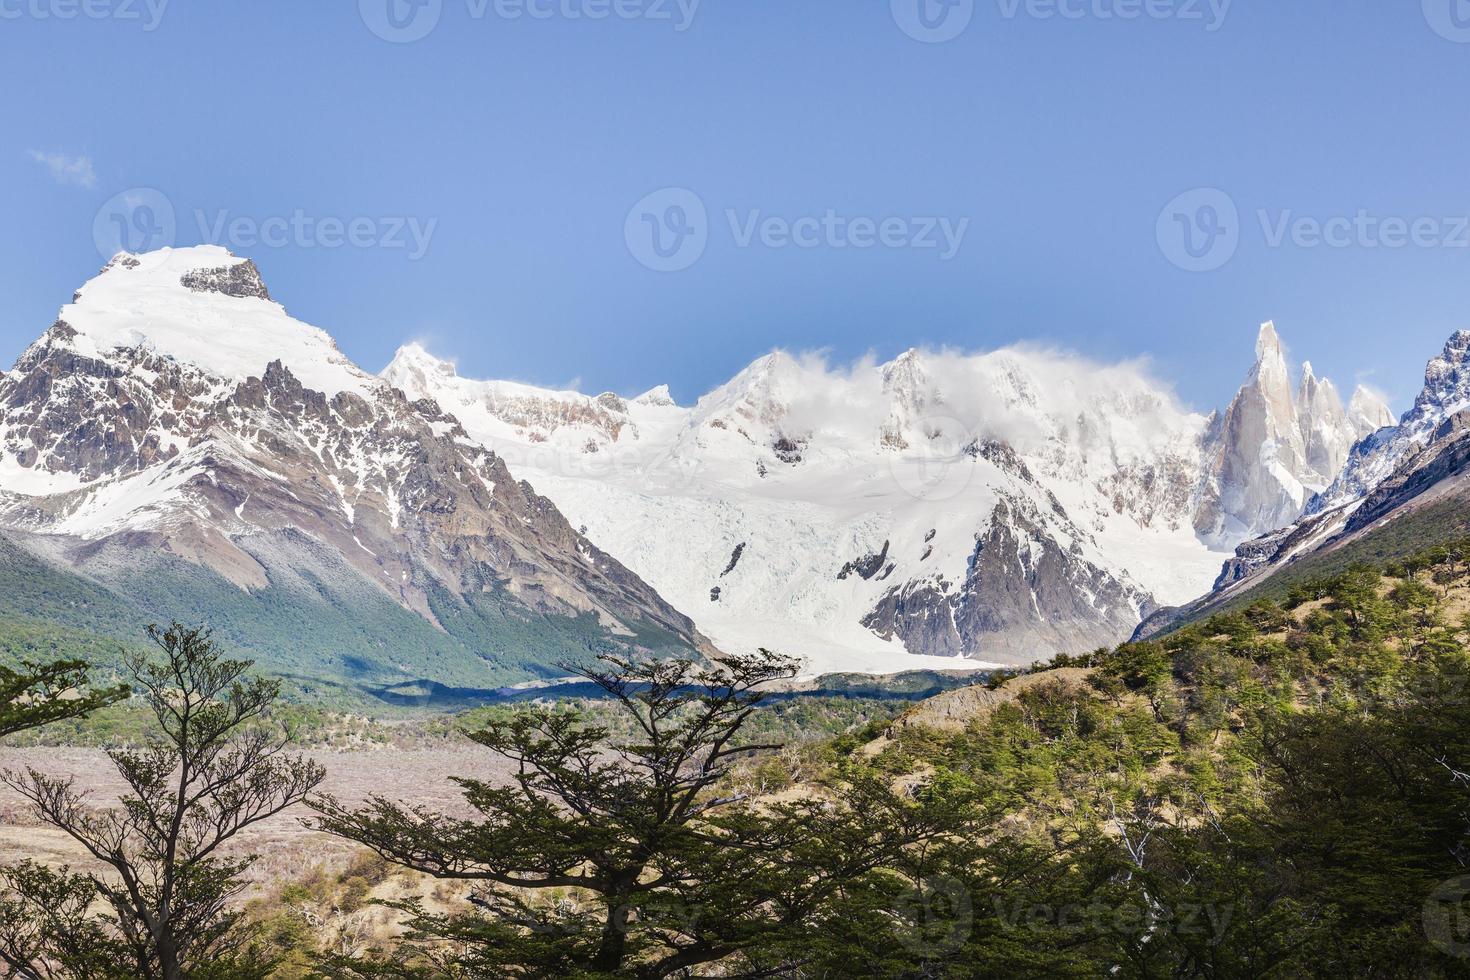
[0,744,512,898]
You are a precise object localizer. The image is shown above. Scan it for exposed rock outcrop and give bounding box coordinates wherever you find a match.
[0,247,705,683]
[1194,322,1373,545]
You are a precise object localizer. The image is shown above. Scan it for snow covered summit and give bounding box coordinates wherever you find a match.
[0,248,704,692]
[63,246,375,399]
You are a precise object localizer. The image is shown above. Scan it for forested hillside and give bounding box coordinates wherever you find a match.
[827,538,1470,975]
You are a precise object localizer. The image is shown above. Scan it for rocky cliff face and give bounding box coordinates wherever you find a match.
[0,247,702,689]
[1171,330,1470,611]
[862,495,1153,662]
[1193,322,1389,546]
[1311,330,1470,514]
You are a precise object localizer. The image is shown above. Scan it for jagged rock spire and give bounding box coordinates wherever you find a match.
[1197,321,1364,543]
[1348,385,1395,436]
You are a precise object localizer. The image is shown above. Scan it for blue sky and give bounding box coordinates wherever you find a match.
[3,0,1469,412]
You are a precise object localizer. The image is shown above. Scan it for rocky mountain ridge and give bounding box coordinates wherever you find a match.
[387,321,1382,670]
[0,247,702,696]
[0,245,1407,677]
[1192,321,1389,546]
[1139,329,1470,633]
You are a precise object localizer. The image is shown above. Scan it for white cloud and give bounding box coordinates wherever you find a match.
[28,150,97,189]
[758,344,1196,461]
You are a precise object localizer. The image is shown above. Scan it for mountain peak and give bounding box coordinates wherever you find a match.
[1348,385,1395,434]
[1429,329,1470,376]
[1256,321,1283,361]
[90,244,254,289]
[386,342,457,379]
[634,384,677,408]
[1201,320,1363,542]
[44,246,371,399]
[1417,329,1470,416]
[1310,330,1470,515]
[1246,321,1291,393]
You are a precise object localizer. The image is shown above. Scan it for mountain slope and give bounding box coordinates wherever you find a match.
[0,246,1387,678]
[385,325,1369,670]
[0,248,703,701]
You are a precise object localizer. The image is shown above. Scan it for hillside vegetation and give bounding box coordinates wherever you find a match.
[824,535,1470,976]
[0,533,687,710]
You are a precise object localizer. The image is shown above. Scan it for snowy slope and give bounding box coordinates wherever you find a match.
[1311,331,1470,515]
[63,248,375,399]
[0,245,1385,679]
[385,346,1223,671]
[385,321,1384,673]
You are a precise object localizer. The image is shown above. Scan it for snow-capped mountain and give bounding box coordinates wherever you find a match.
[1310,330,1470,514]
[1192,322,1390,546]
[0,246,1385,678]
[1169,329,1470,607]
[0,247,702,693]
[385,321,1372,671]
[388,344,1194,671]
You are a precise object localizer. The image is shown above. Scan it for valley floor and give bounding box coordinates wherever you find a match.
[0,746,502,898]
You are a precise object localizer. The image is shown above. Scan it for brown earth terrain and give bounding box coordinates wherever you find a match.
[0,745,510,898]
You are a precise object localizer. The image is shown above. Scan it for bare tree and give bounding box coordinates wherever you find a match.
[0,623,325,980]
